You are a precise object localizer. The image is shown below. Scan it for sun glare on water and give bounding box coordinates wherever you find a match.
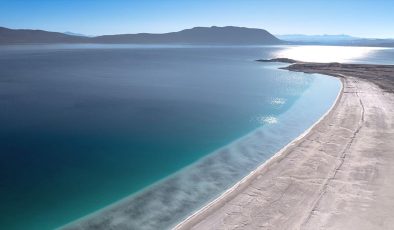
[274,46,386,63]
[257,116,278,125]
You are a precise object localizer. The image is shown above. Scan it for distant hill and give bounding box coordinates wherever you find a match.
[0,27,89,44]
[91,26,283,44]
[63,31,90,37]
[349,38,394,47]
[0,26,283,45]
[277,33,394,47]
[276,34,359,43]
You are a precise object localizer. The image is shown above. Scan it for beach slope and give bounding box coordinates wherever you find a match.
[175,61,394,230]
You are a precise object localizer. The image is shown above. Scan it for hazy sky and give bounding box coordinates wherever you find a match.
[1,0,393,38]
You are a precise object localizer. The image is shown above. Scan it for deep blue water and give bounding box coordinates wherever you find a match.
[0,44,360,229]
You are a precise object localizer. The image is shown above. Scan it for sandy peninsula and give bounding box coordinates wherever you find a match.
[175,60,394,230]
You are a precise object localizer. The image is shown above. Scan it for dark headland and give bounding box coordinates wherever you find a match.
[257,58,394,91]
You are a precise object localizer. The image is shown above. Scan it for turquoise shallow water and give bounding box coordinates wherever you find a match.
[0,45,344,229]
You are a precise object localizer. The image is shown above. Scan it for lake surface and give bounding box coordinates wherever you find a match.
[0,45,391,230]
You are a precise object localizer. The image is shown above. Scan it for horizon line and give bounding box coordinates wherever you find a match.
[2,25,394,40]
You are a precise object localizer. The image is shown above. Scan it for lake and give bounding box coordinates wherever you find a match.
[0,45,391,229]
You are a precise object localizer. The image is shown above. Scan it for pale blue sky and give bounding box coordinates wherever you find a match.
[0,0,393,38]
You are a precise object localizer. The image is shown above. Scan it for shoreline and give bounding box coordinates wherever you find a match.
[172,63,345,230]
[175,60,394,229]
[60,62,341,230]
[173,67,345,229]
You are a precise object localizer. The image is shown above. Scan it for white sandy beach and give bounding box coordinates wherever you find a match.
[175,62,394,230]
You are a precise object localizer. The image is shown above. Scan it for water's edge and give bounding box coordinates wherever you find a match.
[173,74,344,229]
[60,72,342,230]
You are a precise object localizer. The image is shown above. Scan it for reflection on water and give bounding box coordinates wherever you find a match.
[271,97,286,105]
[260,116,279,124]
[4,43,393,229]
[273,45,389,63]
[0,45,334,230]
[64,73,340,230]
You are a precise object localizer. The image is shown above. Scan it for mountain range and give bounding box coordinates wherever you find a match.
[1,26,393,47]
[277,34,394,47]
[276,34,359,43]
[0,26,283,45]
